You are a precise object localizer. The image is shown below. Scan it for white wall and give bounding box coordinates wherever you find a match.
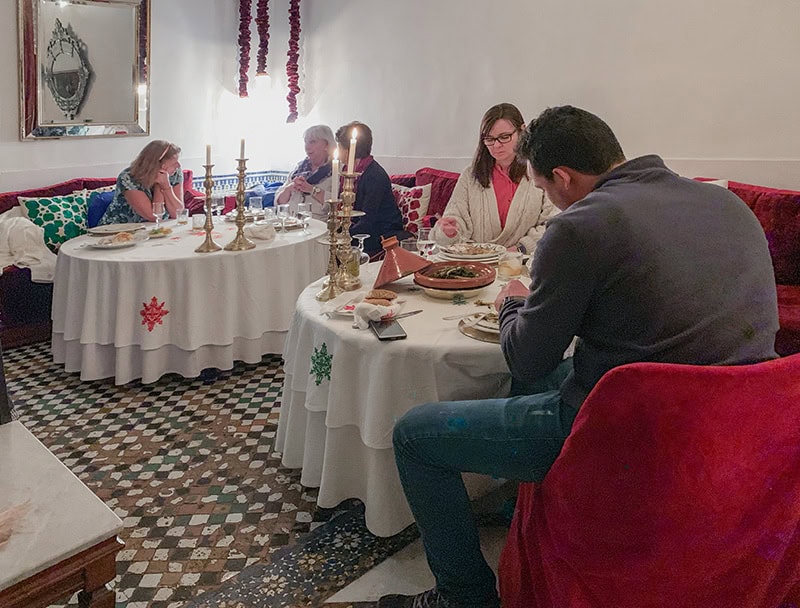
[1,0,799,192]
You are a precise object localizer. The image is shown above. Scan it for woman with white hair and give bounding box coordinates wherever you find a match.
[275,124,336,219]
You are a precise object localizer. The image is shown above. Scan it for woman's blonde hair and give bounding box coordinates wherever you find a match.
[130,140,181,187]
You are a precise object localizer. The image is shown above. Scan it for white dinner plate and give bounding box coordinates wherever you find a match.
[87,240,137,250]
[420,285,486,300]
[87,223,145,236]
[333,296,406,316]
[474,316,500,334]
[439,243,505,259]
[439,251,500,264]
[147,228,173,239]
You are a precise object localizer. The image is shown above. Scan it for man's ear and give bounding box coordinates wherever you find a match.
[552,167,571,190]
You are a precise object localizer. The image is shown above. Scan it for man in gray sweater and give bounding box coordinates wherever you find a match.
[379,106,778,608]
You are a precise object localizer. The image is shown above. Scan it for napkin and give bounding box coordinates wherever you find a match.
[244,223,276,241]
[352,299,403,330]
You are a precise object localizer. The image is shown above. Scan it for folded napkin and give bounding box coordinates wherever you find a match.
[243,223,276,241]
[352,299,403,330]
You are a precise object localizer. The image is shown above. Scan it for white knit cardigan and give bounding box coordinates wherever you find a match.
[431,167,556,253]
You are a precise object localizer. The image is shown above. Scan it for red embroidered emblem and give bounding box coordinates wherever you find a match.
[140,296,169,332]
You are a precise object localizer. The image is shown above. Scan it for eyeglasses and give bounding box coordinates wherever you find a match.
[158,144,171,161]
[482,131,517,147]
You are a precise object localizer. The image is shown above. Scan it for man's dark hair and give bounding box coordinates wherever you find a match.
[518,106,625,179]
[335,121,373,158]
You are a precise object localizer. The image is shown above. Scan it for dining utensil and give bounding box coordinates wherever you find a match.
[392,309,422,320]
[461,313,488,328]
[442,312,484,321]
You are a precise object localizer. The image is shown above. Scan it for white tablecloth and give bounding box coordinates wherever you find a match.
[52,219,328,384]
[276,263,513,536]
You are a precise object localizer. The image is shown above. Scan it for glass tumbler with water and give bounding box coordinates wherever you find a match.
[416,227,436,259]
[297,202,312,233]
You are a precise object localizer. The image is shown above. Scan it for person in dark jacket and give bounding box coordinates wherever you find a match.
[334,121,407,256]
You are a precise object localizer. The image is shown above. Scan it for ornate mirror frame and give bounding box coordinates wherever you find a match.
[18,0,150,140]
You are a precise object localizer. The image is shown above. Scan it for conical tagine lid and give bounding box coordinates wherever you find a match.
[373,235,432,288]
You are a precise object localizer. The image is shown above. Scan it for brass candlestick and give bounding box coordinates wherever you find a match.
[224,156,256,251]
[195,163,222,253]
[316,198,344,301]
[335,171,362,291]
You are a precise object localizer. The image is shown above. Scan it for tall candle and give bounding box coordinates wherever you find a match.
[205,144,211,165]
[347,128,358,171]
[331,148,340,200]
[240,138,246,159]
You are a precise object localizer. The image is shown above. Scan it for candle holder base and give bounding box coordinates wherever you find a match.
[223,235,256,251]
[315,280,343,302]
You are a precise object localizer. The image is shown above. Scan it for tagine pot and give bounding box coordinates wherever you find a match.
[373,235,432,288]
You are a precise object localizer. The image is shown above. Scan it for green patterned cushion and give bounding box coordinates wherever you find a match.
[19,189,89,252]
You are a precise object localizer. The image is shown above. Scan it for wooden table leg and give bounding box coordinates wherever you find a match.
[0,536,123,608]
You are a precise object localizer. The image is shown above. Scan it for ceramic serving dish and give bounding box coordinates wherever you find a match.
[413,261,495,290]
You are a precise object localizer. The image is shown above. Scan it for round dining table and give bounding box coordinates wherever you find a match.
[52,218,328,384]
[276,262,515,536]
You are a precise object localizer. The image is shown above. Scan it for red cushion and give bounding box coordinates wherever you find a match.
[414,167,459,218]
[0,179,86,215]
[724,181,800,285]
[777,284,800,356]
[390,173,416,188]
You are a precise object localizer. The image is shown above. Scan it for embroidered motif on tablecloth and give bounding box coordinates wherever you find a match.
[310,342,332,385]
[140,296,169,332]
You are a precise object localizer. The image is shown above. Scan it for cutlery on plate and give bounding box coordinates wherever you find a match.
[461,313,488,328]
[442,312,483,321]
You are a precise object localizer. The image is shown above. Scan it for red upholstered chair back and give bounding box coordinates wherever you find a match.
[499,355,800,608]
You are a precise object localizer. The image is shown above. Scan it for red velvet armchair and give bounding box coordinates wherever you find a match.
[499,355,800,608]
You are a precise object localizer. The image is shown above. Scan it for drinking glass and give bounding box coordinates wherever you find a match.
[177,209,189,225]
[276,203,290,233]
[249,196,263,217]
[152,201,165,229]
[353,233,370,264]
[297,202,312,234]
[211,195,225,220]
[416,227,436,259]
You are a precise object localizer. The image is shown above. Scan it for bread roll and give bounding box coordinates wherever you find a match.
[366,289,397,301]
[363,298,392,307]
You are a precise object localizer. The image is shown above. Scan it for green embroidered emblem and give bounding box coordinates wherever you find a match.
[452,293,467,305]
[310,342,332,385]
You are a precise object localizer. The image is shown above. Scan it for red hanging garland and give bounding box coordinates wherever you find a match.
[237,0,252,97]
[285,0,301,122]
[255,0,270,76]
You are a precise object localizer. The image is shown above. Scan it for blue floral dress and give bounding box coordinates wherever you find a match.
[98,167,181,225]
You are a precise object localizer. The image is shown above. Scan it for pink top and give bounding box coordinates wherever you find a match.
[492,164,519,229]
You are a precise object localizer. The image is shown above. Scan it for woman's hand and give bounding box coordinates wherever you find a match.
[438,216,459,238]
[293,176,313,194]
[155,169,171,189]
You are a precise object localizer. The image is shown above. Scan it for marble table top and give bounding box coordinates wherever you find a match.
[0,421,123,591]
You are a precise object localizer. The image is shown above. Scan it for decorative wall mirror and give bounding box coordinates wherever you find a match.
[18,0,150,140]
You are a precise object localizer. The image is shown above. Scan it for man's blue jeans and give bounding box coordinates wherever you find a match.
[392,359,577,605]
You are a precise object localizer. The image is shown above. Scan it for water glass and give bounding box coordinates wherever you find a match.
[497,251,524,281]
[152,201,165,229]
[297,202,312,233]
[276,203,290,232]
[177,209,189,225]
[416,227,436,259]
[250,196,263,216]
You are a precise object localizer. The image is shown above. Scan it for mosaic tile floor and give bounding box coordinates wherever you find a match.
[4,341,415,607]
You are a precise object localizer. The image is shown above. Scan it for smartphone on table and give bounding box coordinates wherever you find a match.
[368,319,407,341]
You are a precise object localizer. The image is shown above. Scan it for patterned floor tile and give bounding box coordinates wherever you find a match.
[4,342,380,607]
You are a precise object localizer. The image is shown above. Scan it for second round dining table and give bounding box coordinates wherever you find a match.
[52,218,328,384]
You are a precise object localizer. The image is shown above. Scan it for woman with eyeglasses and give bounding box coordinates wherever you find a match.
[432,103,554,254]
[98,140,184,225]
